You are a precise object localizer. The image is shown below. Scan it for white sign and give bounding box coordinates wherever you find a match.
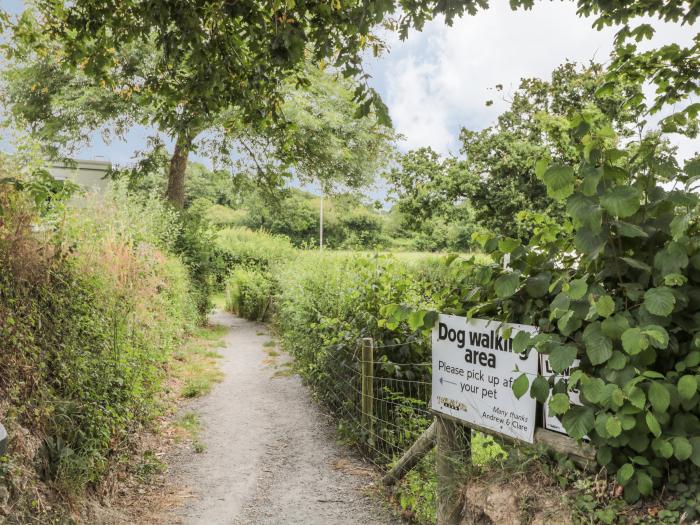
[539,354,583,436]
[431,314,539,443]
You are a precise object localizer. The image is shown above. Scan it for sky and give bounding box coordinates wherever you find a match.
[1,1,698,175]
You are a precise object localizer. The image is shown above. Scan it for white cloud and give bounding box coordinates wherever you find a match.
[369,2,697,157]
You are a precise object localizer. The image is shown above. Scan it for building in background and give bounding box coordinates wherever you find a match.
[47,158,112,193]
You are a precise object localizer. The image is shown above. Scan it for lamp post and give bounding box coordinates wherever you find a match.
[319,187,324,251]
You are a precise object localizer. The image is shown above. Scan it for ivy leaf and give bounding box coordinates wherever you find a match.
[594,295,615,318]
[562,405,594,440]
[549,393,570,415]
[549,344,578,373]
[643,287,676,316]
[494,272,520,299]
[583,322,613,365]
[512,373,529,399]
[646,411,662,437]
[648,382,670,412]
[600,186,641,218]
[543,165,575,200]
[678,375,698,400]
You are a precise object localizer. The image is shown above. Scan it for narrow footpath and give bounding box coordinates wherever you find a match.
[167,311,400,525]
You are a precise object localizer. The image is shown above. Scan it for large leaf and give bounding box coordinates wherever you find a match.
[601,314,630,340]
[512,373,529,399]
[600,186,641,218]
[494,272,520,299]
[643,287,676,316]
[562,405,594,440]
[646,411,662,437]
[549,393,570,415]
[678,375,698,400]
[583,322,613,365]
[594,295,615,318]
[617,463,635,485]
[530,375,550,403]
[621,327,647,355]
[543,165,575,200]
[648,382,670,412]
[549,344,578,373]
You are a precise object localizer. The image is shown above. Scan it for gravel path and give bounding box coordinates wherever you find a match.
[167,311,401,525]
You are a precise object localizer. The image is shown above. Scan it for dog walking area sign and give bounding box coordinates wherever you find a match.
[431,314,539,443]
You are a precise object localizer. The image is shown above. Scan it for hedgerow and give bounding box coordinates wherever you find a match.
[400,104,700,511]
[0,166,198,505]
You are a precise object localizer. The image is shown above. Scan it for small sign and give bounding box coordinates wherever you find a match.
[431,314,539,443]
[539,354,583,436]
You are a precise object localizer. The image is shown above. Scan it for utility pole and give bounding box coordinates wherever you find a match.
[319,188,324,251]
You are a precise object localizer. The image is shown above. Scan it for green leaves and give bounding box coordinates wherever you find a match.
[549,393,570,415]
[648,382,670,412]
[646,411,662,437]
[677,375,698,400]
[543,165,575,200]
[643,287,675,316]
[549,344,578,373]
[594,295,615,318]
[530,375,550,403]
[621,327,646,355]
[512,373,529,399]
[494,272,520,299]
[562,405,594,440]
[583,322,613,365]
[617,463,635,485]
[600,186,641,218]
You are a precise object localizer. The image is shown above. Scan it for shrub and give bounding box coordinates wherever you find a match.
[225,267,275,321]
[398,110,700,509]
[0,175,198,497]
[213,226,295,285]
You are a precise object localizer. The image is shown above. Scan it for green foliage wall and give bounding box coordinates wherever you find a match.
[0,173,198,496]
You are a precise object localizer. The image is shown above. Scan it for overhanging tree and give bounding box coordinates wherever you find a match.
[17,0,696,207]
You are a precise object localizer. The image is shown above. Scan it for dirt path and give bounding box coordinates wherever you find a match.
[166,311,401,525]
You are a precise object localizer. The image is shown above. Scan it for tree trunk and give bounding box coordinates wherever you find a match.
[166,132,193,209]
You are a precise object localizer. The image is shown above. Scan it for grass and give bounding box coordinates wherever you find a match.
[210,292,227,310]
[171,324,226,399]
[175,411,206,453]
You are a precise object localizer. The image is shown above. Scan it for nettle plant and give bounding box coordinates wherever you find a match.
[411,106,700,502]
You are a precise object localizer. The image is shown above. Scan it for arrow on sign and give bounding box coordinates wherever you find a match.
[440,377,457,386]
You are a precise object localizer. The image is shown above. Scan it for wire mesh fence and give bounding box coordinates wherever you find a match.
[310,337,439,470]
